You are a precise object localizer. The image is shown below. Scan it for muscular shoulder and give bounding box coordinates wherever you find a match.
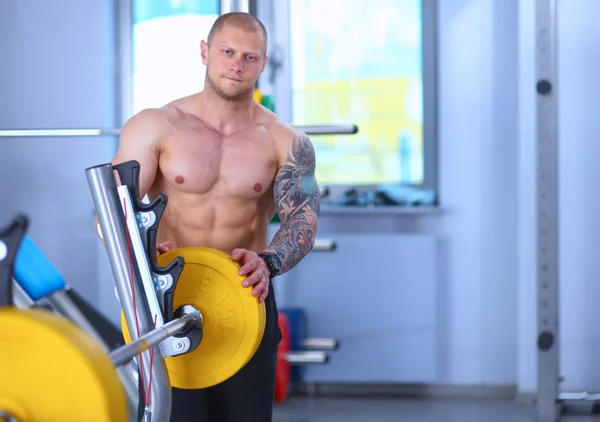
[121,107,172,139]
[119,106,182,149]
[266,120,315,169]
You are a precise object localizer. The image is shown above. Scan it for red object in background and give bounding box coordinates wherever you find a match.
[274,312,291,403]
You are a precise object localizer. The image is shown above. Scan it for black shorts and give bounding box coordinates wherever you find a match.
[138,281,282,422]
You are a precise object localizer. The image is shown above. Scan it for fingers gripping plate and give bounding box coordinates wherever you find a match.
[121,247,266,389]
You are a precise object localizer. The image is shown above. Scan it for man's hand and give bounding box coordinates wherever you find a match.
[156,241,173,257]
[232,248,270,303]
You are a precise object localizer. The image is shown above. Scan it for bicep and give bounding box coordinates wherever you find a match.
[273,131,320,224]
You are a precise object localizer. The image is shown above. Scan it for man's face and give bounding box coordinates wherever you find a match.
[201,24,267,101]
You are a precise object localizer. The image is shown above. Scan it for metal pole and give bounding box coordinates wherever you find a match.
[536,0,560,421]
[0,410,17,422]
[46,289,139,421]
[0,128,121,137]
[0,124,358,137]
[302,338,339,350]
[110,314,197,367]
[220,0,232,13]
[11,278,34,308]
[294,124,358,135]
[85,163,171,422]
[312,238,336,251]
[222,0,249,13]
[285,351,328,364]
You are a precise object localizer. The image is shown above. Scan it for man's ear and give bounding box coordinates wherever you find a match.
[261,55,269,73]
[200,40,209,64]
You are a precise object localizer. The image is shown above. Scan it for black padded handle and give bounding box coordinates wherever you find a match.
[112,160,184,322]
[0,214,29,306]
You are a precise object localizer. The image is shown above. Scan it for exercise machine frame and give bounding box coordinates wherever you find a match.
[536,0,600,419]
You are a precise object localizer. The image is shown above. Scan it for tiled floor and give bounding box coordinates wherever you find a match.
[273,396,600,422]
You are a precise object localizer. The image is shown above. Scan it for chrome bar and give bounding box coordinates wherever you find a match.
[0,124,358,137]
[302,338,339,351]
[0,410,18,422]
[46,289,138,421]
[85,163,171,422]
[110,314,197,367]
[11,278,34,308]
[220,0,232,13]
[294,124,358,135]
[285,351,328,364]
[313,238,336,251]
[536,0,560,421]
[0,128,121,137]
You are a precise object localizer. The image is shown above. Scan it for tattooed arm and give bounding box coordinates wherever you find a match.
[261,130,320,277]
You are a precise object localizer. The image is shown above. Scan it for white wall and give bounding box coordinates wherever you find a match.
[425,0,520,386]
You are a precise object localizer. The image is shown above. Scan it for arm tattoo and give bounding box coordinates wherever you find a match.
[266,131,320,275]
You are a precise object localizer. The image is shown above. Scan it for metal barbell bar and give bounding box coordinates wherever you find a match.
[110,307,202,367]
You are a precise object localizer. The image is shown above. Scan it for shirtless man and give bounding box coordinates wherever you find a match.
[106,12,320,422]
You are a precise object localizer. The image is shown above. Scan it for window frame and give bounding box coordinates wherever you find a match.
[258,0,439,206]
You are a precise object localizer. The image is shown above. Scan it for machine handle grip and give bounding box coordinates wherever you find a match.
[0,215,29,306]
[13,234,66,301]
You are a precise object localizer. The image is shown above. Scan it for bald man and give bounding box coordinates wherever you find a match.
[108,12,320,422]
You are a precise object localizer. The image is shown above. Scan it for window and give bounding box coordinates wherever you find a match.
[130,0,221,114]
[270,0,437,205]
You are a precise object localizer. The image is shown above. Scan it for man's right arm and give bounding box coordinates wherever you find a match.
[94,108,167,240]
[111,108,166,196]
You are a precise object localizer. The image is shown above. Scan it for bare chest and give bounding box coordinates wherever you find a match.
[157,127,278,199]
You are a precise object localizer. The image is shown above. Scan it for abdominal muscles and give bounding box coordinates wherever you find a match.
[155,191,270,255]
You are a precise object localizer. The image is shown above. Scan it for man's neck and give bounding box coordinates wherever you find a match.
[198,87,255,134]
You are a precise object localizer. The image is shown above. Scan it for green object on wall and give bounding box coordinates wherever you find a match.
[261,94,276,113]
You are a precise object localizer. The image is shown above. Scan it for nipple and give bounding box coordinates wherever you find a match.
[175,175,185,184]
[253,183,263,193]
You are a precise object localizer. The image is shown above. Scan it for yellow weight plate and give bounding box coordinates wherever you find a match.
[0,308,127,422]
[169,247,265,367]
[205,248,267,365]
[176,247,266,368]
[122,247,265,389]
[200,248,266,366]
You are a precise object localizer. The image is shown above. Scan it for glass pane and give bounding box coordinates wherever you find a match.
[132,0,221,114]
[290,0,424,186]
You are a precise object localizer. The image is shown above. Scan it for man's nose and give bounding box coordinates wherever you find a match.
[229,57,244,73]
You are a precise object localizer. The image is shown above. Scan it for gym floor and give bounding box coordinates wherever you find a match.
[273,396,600,422]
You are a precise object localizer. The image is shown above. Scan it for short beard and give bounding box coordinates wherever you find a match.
[206,73,254,102]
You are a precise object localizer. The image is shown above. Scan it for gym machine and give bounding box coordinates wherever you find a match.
[536,0,600,419]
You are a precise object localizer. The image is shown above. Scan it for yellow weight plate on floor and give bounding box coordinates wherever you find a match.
[0,308,127,422]
[122,247,266,389]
